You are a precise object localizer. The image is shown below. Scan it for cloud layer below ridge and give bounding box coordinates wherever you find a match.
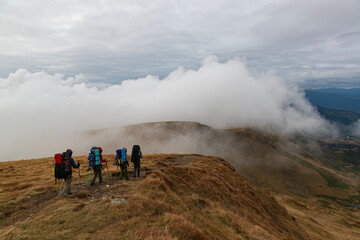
[0,57,337,161]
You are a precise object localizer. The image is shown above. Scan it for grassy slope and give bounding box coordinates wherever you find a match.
[275,193,360,240]
[96,122,360,198]
[1,122,360,239]
[1,154,308,240]
[226,129,360,199]
[82,122,360,198]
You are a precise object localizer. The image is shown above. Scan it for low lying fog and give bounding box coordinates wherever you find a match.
[0,56,343,161]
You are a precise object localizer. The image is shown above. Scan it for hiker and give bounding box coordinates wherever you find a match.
[131,145,142,178]
[59,149,80,195]
[116,148,129,180]
[88,146,106,186]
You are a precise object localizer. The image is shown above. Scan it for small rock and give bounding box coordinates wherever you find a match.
[111,198,128,204]
[106,185,109,188]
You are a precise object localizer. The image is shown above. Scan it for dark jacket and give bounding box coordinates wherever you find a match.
[68,151,80,174]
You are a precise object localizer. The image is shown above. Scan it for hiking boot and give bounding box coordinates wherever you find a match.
[68,192,73,195]
[90,182,94,186]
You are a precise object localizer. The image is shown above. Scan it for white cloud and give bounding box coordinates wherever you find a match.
[352,120,360,137]
[0,57,337,161]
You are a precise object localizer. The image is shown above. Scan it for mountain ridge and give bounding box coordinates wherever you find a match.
[0,154,310,240]
[1,121,360,239]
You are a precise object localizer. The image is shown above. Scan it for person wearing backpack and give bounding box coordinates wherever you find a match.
[89,146,106,186]
[131,145,143,178]
[116,148,129,180]
[59,149,80,195]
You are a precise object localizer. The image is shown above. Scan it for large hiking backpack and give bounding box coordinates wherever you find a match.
[54,153,65,179]
[116,149,122,165]
[88,146,101,167]
[54,152,71,179]
[131,145,141,163]
[116,148,128,165]
[63,151,71,174]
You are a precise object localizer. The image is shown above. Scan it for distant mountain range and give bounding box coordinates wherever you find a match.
[305,88,360,126]
[307,88,360,98]
[314,105,360,126]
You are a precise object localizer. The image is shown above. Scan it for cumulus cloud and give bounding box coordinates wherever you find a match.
[0,57,336,161]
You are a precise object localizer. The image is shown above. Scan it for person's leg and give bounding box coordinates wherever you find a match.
[91,167,98,185]
[135,162,140,177]
[137,161,140,177]
[133,162,137,177]
[119,165,124,180]
[60,175,72,195]
[59,178,67,195]
[66,175,72,194]
[124,165,129,180]
[99,167,103,184]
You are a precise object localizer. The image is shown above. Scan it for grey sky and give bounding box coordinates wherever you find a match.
[1,0,360,86]
[3,0,360,161]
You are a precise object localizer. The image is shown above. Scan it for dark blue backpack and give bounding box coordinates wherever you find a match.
[116,148,127,165]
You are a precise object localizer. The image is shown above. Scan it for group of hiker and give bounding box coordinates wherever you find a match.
[54,145,143,195]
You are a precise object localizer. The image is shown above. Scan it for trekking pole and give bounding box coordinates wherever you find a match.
[105,161,110,180]
[86,168,93,185]
[78,167,81,185]
[53,168,56,184]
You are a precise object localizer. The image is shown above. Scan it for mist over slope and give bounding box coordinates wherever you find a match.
[0,57,338,161]
[78,121,360,197]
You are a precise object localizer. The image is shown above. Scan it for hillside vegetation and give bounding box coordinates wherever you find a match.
[88,122,360,198]
[1,122,360,239]
[2,154,308,240]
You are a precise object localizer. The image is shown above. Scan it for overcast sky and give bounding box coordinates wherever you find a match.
[1,0,360,87]
[2,0,360,160]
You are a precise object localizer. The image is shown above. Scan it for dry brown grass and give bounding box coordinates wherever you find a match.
[0,154,306,239]
[275,194,360,240]
[0,153,358,240]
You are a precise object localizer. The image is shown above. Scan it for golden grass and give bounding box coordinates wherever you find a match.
[0,154,358,240]
[275,194,360,240]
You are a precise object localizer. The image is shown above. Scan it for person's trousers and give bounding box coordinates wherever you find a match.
[133,161,140,177]
[91,165,102,185]
[60,175,72,195]
[120,164,129,180]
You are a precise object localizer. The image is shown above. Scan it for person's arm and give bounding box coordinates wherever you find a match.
[139,151,143,159]
[71,158,80,168]
[100,153,106,163]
